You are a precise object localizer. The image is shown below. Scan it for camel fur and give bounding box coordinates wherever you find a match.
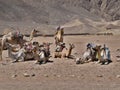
[0,29,39,60]
[54,26,64,45]
[54,43,75,58]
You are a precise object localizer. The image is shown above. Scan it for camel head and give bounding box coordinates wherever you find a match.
[75,57,85,64]
[95,44,101,51]
[39,42,52,57]
[11,31,23,40]
[32,29,39,36]
[55,26,64,35]
[56,26,61,30]
[69,43,75,50]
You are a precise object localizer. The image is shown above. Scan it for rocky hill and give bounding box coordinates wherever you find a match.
[0,0,120,34]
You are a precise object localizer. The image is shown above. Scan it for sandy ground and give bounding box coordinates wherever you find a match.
[0,35,120,90]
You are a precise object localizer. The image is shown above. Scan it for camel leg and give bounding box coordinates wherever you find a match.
[0,49,2,61]
[0,38,7,60]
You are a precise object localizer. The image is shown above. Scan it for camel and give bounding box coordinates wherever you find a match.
[35,42,52,64]
[0,29,39,60]
[99,44,112,65]
[6,43,26,63]
[0,31,23,60]
[21,29,39,45]
[36,49,49,64]
[76,46,95,64]
[53,42,66,58]
[54,26,64,45]
[6,42,40,63]
[1,31,23,49]
[28,29,39,42]
[75,43,100,64]
[61,43,75,58]
[54,43,75,58]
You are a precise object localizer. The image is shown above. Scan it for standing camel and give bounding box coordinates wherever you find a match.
[54,26,64,45]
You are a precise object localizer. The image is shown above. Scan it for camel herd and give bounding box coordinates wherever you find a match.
[0,27,112,65]
[76,43,112,65]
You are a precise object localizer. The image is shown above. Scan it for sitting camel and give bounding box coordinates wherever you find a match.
[0,31,23,60]
[6,43,26,63]
[54,43,75,58]
[54,26,64,46]
[75,43,101,64]
[36,42,52,64]
[6,42,40,63]
[53,42,66,58]
[0,29,39,60]
[61,43,75,58]
[99,44,112,65]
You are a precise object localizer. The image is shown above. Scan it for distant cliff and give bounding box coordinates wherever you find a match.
[0,0,119,24]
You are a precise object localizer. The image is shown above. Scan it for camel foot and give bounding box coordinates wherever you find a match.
[76,61,80,64]
[101,62,109,65]
[35,61,40,64]
[96,60,101,64]
[12,60,18,63]
[42,61,47,64]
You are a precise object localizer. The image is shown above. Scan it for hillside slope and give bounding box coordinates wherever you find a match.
[0,0,120,34]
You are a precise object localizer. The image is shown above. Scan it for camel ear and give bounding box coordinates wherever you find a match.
[69,43,72,46]
[34,29,39,33]
[72,44,75,48]
[57,26,61,30]
[61,28,64,30]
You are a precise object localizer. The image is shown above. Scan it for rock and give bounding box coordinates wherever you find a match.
[12,74,17,78]
[57,75,61,78]
[70,75,75,77]
[117,58,120,62]
[1,63,7,66]
[23,73,30,77]
[44,74,48,77]
[116,75,120,78]
[97,75,103,77]
[31,74,35,77]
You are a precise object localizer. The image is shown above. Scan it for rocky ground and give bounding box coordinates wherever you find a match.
[0,35,120,90]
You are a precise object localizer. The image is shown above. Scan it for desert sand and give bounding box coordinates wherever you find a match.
[0,35,120,90]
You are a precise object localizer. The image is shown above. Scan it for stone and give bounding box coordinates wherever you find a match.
[116,75,120,78]
[97,75,103,77]
[31,74,35,77]
[12,74,17,78]
[44,74,48,77]
[23,73,30,77]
